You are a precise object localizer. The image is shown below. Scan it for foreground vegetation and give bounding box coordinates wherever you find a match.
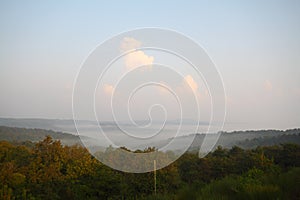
[0,136,299,199]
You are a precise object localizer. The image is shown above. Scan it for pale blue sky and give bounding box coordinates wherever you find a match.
[0,0,300,130]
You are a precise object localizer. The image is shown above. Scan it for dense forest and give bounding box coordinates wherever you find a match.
[0,126,82,146]
[0,135,299,199]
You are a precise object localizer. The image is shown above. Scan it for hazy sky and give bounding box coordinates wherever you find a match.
[0,0,300,130]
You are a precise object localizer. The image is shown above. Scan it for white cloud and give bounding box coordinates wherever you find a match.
[226,95,234,105]
[157,82,170,95]
[184,75,198,93]
[264,80,273,91]
[120,37,154,70]
[120,37,142,53]
[103,84,114,95]
[175,75,202,101]
[124,50,154,70]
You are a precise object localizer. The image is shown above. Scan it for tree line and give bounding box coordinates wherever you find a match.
[0,136,299,199]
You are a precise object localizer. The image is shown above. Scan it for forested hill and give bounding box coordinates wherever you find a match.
[216,128,300,149]
[183,129,300,152]
[0,126,82,146]
[144,128,300,152]
[0,126,300,151]
[0,136,299,199]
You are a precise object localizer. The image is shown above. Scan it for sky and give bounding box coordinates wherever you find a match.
[0,0,300,131]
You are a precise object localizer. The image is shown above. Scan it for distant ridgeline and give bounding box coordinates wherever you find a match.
[220,129,300,149]
[0,126,82,146]
[0,126,299,151]
[188,129,300,152]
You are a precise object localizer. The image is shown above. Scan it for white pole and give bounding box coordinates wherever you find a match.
[154,159,157,195]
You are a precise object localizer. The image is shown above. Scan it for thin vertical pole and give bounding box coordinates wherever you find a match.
[154,160,157,195]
